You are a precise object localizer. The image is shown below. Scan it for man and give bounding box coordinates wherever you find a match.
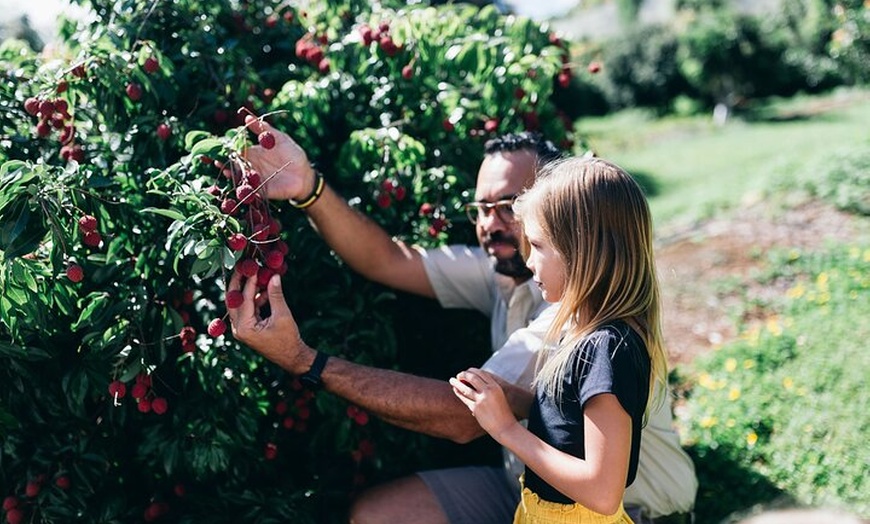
[229,118,697,524]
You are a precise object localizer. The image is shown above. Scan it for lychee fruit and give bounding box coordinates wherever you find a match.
[225,290,244,309]
[143,57,159,74]
[258,131,275,150]
[126,82,142,101]
[227,233,247,251]
[207,318,226,338]
[66,263,84,283]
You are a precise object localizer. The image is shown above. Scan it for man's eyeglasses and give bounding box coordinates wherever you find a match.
[464,197,517,224]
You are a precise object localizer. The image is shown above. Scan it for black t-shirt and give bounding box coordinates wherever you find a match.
[524,320,651,504]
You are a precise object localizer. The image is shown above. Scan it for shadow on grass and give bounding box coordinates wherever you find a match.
[687,442,790,523]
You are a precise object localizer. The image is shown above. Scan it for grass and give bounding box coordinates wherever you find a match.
[575,88,870,231]
[574,90,870,522]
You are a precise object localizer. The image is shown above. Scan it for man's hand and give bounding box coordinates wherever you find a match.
[243,116,316,202]
[227,271,313,374]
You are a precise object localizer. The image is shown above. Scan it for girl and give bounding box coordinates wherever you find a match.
[450,156,668,523]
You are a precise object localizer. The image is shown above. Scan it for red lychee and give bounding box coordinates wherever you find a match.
[66,263,84,283]
[108,380,127,399]
[143,56,160,74]
[225,290,244,309]
[126,82,142,101]
[207,318,226,338]
[5,508,23,524]
[227,233,247,251]
[151,397,168,415]
[258,131,275,149]
[82,230,102,248]
[156,123,171,141]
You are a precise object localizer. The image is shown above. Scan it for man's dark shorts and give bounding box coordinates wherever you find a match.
[417,466,520,524]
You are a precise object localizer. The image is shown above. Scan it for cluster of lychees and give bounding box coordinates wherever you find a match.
[261,378,322,461]
[63,213,102,283]
[199,122,290,339]
[374,178,407,209]
[108,373,168,414]
[2,473,71,524]
[416,202,448,238]
[295,32,331,73]
[358,20,401,57]
[24,90,83,163]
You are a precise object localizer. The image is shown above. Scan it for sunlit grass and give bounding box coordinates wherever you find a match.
[575,88,870,231]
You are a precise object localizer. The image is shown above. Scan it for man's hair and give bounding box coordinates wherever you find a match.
[483,132,562,165]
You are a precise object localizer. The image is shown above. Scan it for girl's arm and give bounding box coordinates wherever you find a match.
[451,369,631,516]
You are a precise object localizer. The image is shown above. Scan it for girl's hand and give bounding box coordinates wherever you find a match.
[450,368,518,441]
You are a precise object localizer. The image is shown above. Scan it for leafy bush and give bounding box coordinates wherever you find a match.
[676,9,807,108]
[678,246,870,521]
[799,143,870,216]
[585,24,690,113]
[0,1,576,522]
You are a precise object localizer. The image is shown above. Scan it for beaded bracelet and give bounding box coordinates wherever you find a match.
[289,170,325,210]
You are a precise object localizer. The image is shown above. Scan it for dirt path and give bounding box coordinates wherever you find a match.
[656,199,867,366]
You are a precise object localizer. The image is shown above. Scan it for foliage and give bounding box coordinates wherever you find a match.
[797,143,870,216]
[678,246,870,521]
[675,9,807,107]
[0,1,576,522]
[578,24,689,113]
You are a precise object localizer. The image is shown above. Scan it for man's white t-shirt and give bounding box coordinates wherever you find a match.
[419,244,698,518]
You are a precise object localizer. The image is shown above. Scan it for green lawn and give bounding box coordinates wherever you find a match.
[574,89,870,231]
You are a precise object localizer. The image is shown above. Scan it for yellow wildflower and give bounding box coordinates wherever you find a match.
[728,387,741,401]
[816,272,829,289]
[725,358,737,372]
[786,283,805,299]
[700,416,718,429]
[698,373,715,389]
[743,359,755,369]
[817,292,831,305]
[746,431,758,447]
[766,316,782,336]
[782,377,794,390]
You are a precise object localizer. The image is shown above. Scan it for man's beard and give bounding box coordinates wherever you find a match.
[485,232,533,280]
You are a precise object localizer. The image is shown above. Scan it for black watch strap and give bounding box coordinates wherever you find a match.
[300,351,329,389]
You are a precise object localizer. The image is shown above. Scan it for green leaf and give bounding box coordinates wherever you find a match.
[142,207,186,221]
[184,130,213,150]
[0,341,52,361]
[71,292,111,331]
[190,138,225,159]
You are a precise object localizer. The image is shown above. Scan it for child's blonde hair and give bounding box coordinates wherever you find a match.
[514,156,667,412]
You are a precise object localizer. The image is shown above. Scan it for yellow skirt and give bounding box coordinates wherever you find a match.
[513,486,633,524]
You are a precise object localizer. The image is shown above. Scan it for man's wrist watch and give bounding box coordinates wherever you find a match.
[299,351,329,389]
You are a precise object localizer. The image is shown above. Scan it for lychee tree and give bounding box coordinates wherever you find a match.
[0,1,578,522]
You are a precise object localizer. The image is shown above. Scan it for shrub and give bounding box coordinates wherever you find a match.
[588,24,690,113]
[799,144,870,216]
[0,1,576,522]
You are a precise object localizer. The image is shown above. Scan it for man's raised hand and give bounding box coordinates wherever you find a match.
[243,116,317,202]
